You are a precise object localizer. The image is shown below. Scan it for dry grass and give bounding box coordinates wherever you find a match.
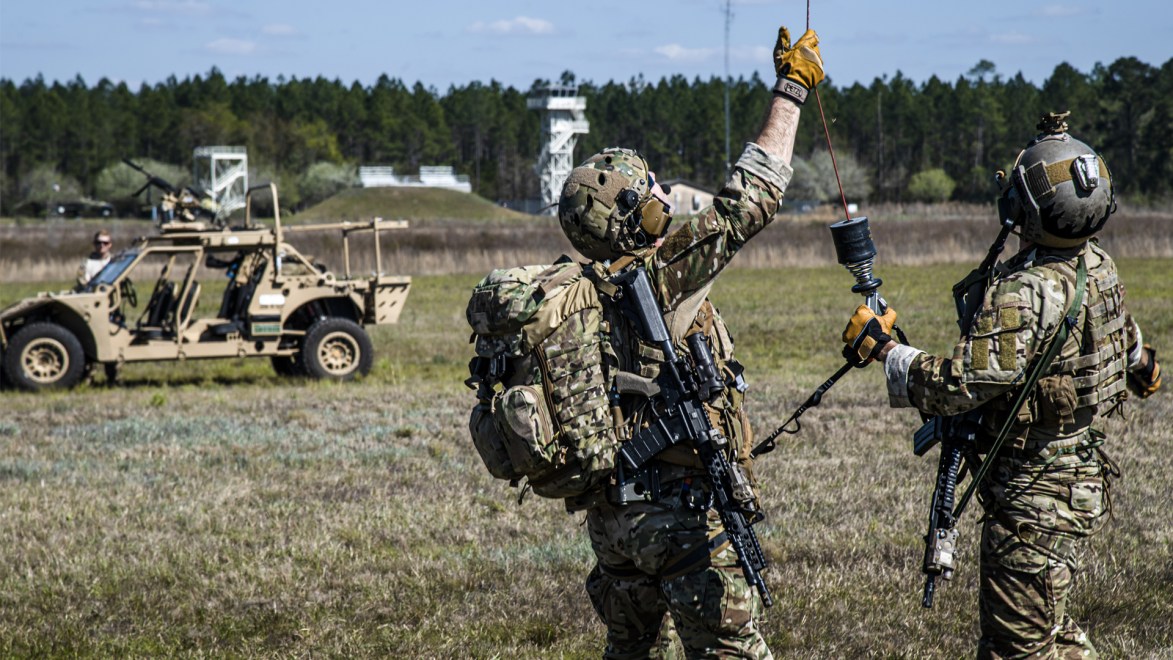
[1,255,1171,657]
[4,207,1171,282]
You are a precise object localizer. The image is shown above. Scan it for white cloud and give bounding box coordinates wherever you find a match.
[205,38,257,55]
[262,23,299,36]
[990,32,1035,45]
[1033,4,1086,17]
[731,45,771,62]
[467,16,554,35]
[654,44,717,62]
[133,0,212,15]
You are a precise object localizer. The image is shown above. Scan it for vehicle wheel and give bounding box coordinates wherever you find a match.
[3,322,87,391]
[271,354,305,377]
[301,318,373,381]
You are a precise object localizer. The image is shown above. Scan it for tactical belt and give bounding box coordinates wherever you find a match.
[1004,427,1101,462]
[607,461,706,504]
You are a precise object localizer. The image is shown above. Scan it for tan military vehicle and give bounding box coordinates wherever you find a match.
[0,183,411,390]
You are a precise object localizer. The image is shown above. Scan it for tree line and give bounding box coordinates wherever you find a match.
[1,55,1169,216]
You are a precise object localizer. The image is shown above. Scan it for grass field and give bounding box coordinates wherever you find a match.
[2,253,1171,657]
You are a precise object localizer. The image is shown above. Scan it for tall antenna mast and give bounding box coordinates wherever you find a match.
[724,0,733,175]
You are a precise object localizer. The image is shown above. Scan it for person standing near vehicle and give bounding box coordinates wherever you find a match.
[77,229,113,287]
[841,113,1163,658]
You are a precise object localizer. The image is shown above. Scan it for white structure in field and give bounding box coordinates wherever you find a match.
[528,85,590,215]
[358,165,471,193]
[192,146,248,218]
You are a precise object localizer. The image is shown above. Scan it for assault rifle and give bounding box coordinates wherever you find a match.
[611,266,773,608]
[913,198,1018,608]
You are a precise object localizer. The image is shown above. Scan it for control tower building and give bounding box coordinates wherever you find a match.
[527,85,590,215]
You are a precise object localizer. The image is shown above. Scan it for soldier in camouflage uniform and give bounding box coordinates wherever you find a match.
[843,114,1163,659]
[549,26,824,659]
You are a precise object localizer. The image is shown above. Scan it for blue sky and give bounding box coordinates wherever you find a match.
[1,1,1170,91]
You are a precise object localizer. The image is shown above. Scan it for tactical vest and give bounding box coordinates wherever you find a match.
[1048,242,1131,413]
[587,261,756,489]
[982,241,1129,448]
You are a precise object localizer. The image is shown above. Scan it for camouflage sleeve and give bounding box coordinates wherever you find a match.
[649,142,792,311]
[885,267,1073,416]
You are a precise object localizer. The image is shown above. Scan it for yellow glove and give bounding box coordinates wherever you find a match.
[842,304,897,364]
[773,27,825,104]
[1127,345,1162,398]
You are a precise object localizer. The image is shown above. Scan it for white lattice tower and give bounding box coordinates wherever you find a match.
[527,85,590,215]
[193,146,248,218]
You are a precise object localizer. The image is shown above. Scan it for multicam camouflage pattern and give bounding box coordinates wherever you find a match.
[647,145,792,311]
[466,260,617,498]
[585,484,771,659]
[886,239,1140,658]
[578,143,790,657]
[896,240,1135,448]
[466,142,791,655]
[558,148,654,261]
[977,444,1106,659]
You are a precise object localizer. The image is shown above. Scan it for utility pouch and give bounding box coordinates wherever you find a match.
[469,398,521,482]
[495,384,558,478]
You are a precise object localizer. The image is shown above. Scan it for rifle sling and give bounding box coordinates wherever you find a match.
[951,256,1087,520]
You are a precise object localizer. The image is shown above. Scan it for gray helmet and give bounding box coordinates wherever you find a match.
[557,148,673,261]
[1003,112,1115,248]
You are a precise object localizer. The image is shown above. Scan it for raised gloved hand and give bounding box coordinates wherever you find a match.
[1127,345,1162,398]
[842,304,897,365]
[773,26,824,105]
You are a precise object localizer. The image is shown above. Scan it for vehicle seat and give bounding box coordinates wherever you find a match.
[175,282,201,331]
[210,257,266,336]
[137,281,176,340]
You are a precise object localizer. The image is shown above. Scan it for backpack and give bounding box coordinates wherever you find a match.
[464,258,618,499]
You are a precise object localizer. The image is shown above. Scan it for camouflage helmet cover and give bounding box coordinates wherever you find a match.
[1005,112,1115,248]
[558,147,653,261]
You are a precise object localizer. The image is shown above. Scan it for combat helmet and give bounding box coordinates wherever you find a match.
[1002,112,1115,248]
[558,148,673,261]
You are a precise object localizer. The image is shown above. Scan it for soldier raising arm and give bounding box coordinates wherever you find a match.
[547,25,822,659]
[842,115,1162,659]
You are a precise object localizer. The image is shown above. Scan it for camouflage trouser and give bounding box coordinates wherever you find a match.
[977,442,1110,660]
[584,480,771,660]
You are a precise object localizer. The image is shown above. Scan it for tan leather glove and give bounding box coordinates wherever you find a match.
[773,27,825,104]
[842,304,897,364]
[1127,345,1162,398]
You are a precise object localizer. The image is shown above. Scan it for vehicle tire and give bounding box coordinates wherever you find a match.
[3,322,87,391]
[301,318,373,381]
[271,354,305,377]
